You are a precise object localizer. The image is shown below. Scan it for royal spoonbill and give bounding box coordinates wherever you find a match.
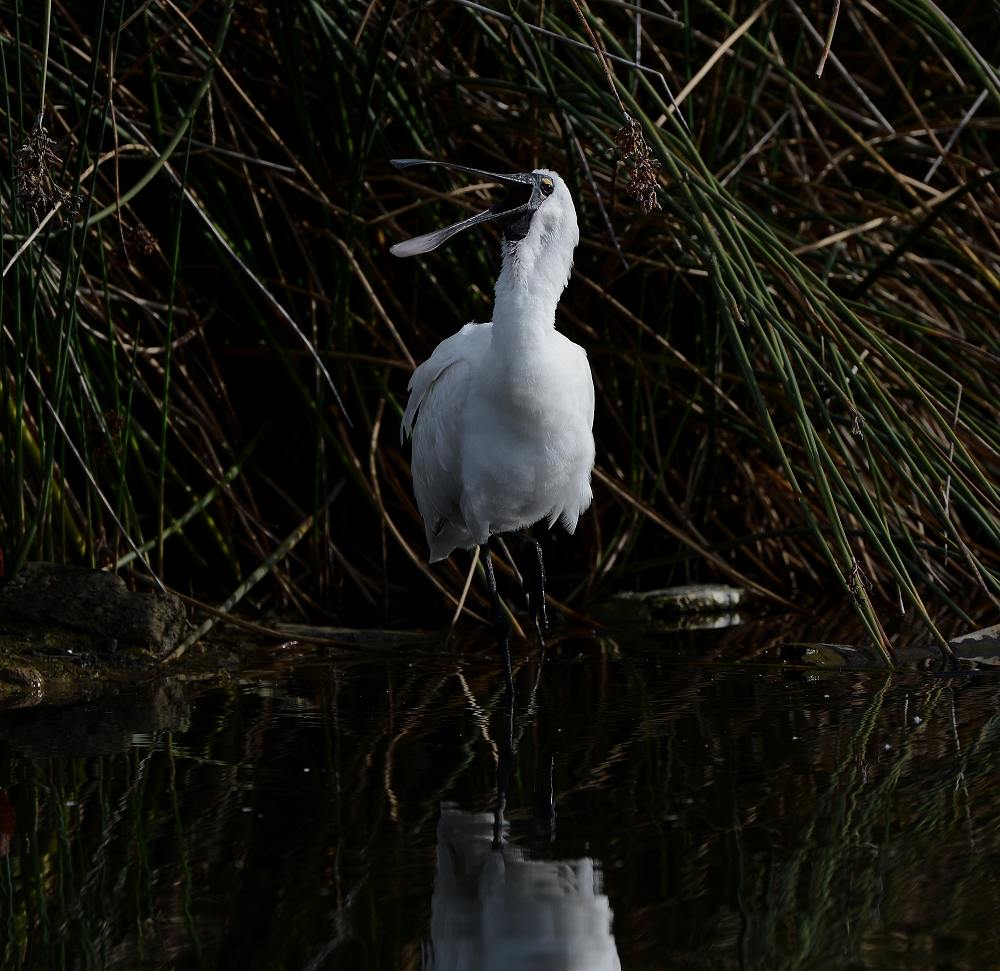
[428,805,621,971]
[391,159,595,686]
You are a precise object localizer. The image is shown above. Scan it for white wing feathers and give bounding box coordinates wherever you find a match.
[400,322,485,444]
[401,323,493,561]
[401,321,594,563]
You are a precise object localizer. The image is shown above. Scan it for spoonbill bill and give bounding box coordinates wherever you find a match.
[391,159,595,686]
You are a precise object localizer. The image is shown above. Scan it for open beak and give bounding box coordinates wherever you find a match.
[389,158,543,257]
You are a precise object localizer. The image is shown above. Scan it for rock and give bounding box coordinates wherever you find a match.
[598,584,746,629]
[777,642,884,668]
[949,623,1000,666]
[612,584,744,613]
[0,662,44,691]
[0,660,45,705]
[0,563,187,655]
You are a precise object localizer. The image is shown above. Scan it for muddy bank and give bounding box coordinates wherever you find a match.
[0,564,240,707]
[0,614,246,709]
[0,564,996,709]
[0,564,435,708]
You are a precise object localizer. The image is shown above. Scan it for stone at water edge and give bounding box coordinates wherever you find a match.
[603,584,744,614]
[597,584,746,630]
[0,563,187,655]
[949,623,1000,664]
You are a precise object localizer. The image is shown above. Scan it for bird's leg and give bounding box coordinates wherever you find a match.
[519,536,549,637]
[492,683,515,851]
[533,749,556,843]
[481,543,514,693]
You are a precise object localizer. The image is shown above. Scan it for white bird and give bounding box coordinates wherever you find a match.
[391,159,595,682]
[426,806,621,971]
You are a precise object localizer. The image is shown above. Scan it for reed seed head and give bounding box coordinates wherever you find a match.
[615,117,661,214]
[15,122,80,223]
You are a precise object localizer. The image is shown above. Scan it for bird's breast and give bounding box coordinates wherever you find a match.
[466,350,593,481]
[489,339,590,418]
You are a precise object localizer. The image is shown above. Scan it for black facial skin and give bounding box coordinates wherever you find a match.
[491,182,535,241]
[500,211,534,242]
[490,183,534,243]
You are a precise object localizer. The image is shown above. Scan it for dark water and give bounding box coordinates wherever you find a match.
[1,630,998,970]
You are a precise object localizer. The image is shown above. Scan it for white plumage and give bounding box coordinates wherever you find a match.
[400,169,595,563]
[426,806,622,971]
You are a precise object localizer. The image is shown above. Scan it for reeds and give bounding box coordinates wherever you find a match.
[0,1,997,650]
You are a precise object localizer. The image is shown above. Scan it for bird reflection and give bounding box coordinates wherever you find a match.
[425,685,621,971]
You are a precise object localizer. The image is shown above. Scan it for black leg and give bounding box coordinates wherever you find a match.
[533,750,556,843]
[481,543,513,693]
[519,536,549,636]
[492,683,515,851]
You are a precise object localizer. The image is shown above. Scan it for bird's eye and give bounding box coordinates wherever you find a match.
[540,177,554,196]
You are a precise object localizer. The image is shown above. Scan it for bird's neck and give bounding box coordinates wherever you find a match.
[491,238,572,342]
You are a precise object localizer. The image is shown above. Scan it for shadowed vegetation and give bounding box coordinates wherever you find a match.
[1,1,997,651]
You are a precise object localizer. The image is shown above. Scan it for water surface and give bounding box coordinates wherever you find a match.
[1,630,998,969]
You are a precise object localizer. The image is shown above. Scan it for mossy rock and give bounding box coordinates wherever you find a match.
[0,563,187,654]
[599,584,746,630]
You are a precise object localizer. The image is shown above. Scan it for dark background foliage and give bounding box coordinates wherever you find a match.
[1,0,997,648]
